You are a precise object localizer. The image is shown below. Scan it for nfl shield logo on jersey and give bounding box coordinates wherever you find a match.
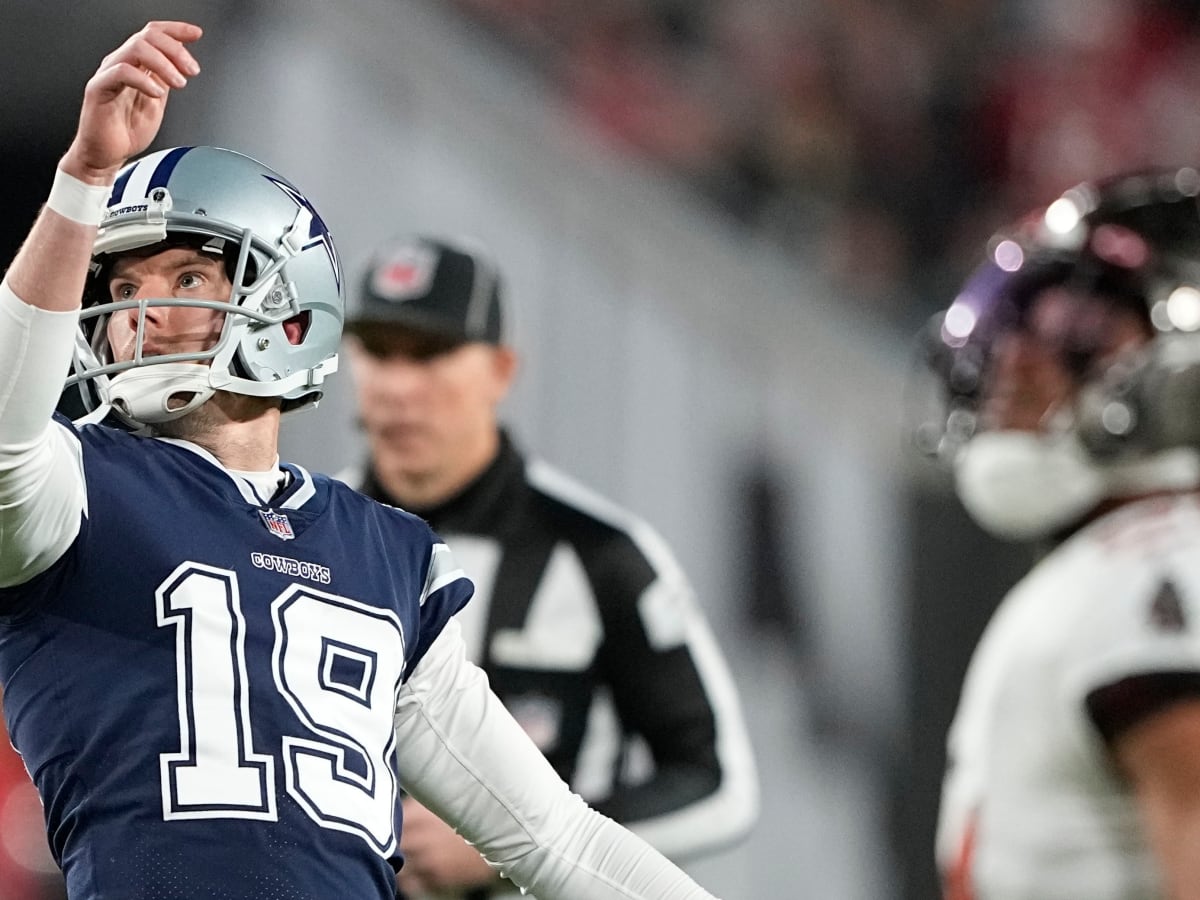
[259,509,296,541]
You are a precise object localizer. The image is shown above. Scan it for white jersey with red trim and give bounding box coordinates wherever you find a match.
[935,494,1200,899]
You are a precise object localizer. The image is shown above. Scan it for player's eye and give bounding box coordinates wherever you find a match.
[178,272,205,290]
[110,282,137,301]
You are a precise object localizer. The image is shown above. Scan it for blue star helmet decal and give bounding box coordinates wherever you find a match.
[266,174,343,293]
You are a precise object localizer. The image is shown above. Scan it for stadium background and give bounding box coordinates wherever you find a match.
[3,1,1194,896]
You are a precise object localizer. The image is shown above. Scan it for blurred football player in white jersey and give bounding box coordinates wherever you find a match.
[920,168,1200,900]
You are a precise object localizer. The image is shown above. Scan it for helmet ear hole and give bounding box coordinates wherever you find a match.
[284,311,311,345]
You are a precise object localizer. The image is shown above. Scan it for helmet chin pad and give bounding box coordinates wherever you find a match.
[953,429,1200,541]
[107,364,215,426]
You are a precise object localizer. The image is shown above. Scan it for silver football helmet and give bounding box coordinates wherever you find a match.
[918,168,1200,539]
[68,146,343,428]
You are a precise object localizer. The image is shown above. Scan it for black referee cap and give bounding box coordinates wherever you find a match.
[347,235,504,345]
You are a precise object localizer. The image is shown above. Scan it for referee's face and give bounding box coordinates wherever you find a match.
[347,327,518,507]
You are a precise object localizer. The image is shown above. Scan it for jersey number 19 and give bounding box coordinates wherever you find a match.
[156,561,406,856]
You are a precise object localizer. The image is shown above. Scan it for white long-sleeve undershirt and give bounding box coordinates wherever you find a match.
[397,617,718,899]
[0,279,87,587]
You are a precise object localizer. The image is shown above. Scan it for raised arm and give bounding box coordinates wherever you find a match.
[0,22,202,589]
[6,20,202,311]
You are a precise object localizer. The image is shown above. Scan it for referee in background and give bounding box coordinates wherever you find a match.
[339,234,759,900]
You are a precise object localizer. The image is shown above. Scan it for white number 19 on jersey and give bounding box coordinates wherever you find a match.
[156,561,406,856]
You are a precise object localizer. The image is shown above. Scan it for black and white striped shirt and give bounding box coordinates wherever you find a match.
[347,430,758,896]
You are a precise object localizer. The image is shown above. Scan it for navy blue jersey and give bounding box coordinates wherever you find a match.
[0,418,472,900]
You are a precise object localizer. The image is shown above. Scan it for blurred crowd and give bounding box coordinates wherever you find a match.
[453,0,1200,329]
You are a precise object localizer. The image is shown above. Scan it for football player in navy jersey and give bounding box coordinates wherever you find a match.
[0,20,720,900]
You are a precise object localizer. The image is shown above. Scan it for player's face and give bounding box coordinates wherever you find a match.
[980,286,1150,432]
[105,247,232,363]
[348,327,517,499]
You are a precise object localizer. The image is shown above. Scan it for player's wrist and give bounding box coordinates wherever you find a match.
[57,145,124,186]
[46,166,112,226]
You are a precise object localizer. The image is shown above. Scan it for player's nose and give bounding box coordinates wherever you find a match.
[116,299,166,347]
[128,278,175,324]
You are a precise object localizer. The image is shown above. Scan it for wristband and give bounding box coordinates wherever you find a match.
[46,168,111,226]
